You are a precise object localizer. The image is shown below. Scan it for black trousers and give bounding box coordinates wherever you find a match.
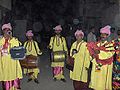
[73,80,88,90]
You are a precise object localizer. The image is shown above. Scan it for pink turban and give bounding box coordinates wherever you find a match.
[26,30,34,36]
[100,25,111,36]
[75,30,84,38]
[2,23,12,30]
[53,25,62,31]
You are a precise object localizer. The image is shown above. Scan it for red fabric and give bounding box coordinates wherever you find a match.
[2,78,20,90]
[3,39,9,49]
[53,67,63,76]
[96,56,113,65]
[86,42,114,65]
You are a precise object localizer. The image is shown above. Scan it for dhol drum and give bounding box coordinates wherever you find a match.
[20,55,38,69]
[51,51,66,62]
[65,56,74,71]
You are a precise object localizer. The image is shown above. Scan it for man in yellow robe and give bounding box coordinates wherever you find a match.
[48,25,68,82]
[89,25,115,90]
[23,30,42,84]
[0,23,23,90]
[70,30,90,90]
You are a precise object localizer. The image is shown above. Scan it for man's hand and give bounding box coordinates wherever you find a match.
[94,49,100,54]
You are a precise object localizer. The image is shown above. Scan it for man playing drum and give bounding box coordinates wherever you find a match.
[23,30,42,84]
[48,25,68,82]
[0,23,23,90]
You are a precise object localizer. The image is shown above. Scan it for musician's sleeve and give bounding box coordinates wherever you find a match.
[23,42,27,48]
[14,37,22,46]
[84,45,91,68]
[70,43,75,56]
[35,41,42,55]
[49,37,53,50]
[18,41,22,46]
[62,37,68,54]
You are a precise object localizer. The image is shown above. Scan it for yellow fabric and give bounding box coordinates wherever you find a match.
[49,36,68,67]
[89,41,114,90]
[54,70,65,80]
[49,36,68,52]
[23,40,42,79]
[10,86,18,90]
[70,41,90,82]
[0,37,23,81]
[49,36,68,79]
[24,68,39,79]
[98,41,114,60]
[24,40,42,56]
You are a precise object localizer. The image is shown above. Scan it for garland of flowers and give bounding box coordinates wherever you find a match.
[86,41,114,65]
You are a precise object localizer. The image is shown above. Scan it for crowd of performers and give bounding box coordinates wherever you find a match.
[0,23,120,90]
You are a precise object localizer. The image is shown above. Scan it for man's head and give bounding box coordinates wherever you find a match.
[75,30,84,41]
[26,30,34,40]
[110,27,115,33]
[90,26,95,34]
[53,25,62,35]
[100,25,111,41]
[2,23,12,38]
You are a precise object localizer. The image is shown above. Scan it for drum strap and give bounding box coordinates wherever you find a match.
[25,41,38,55]
[61,37,65,51]
[33,41,39,55]
[52,36,65,51]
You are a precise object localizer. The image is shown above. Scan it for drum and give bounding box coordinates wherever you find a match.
[65,56,74,71]
[20,55,38,69]
[51,51,66,62]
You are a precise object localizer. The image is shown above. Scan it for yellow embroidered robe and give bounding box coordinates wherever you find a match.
[70,40,90,82]
[0,37,23,81]
[23,40,42,78]
[89,41,114,90]
[49,36,68,67]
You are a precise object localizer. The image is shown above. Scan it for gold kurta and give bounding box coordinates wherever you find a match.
[89,41,114,90]
[24,40,42,56]
[0,37,23,81]
[49,36,68,67]
[23,40,42,78]
[70,40,90,82]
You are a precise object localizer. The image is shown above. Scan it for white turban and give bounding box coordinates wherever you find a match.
[2,23,12,30]
[75,30,84,38]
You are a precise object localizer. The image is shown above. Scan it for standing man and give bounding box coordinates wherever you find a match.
[23,30,42,84]
[48,25,68,82]
[87,27,97,42]
[0,23,23,90]
[88,25,115,90]
[108,27,117,42]
[70,30,90,90]
[112,29,120,89]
